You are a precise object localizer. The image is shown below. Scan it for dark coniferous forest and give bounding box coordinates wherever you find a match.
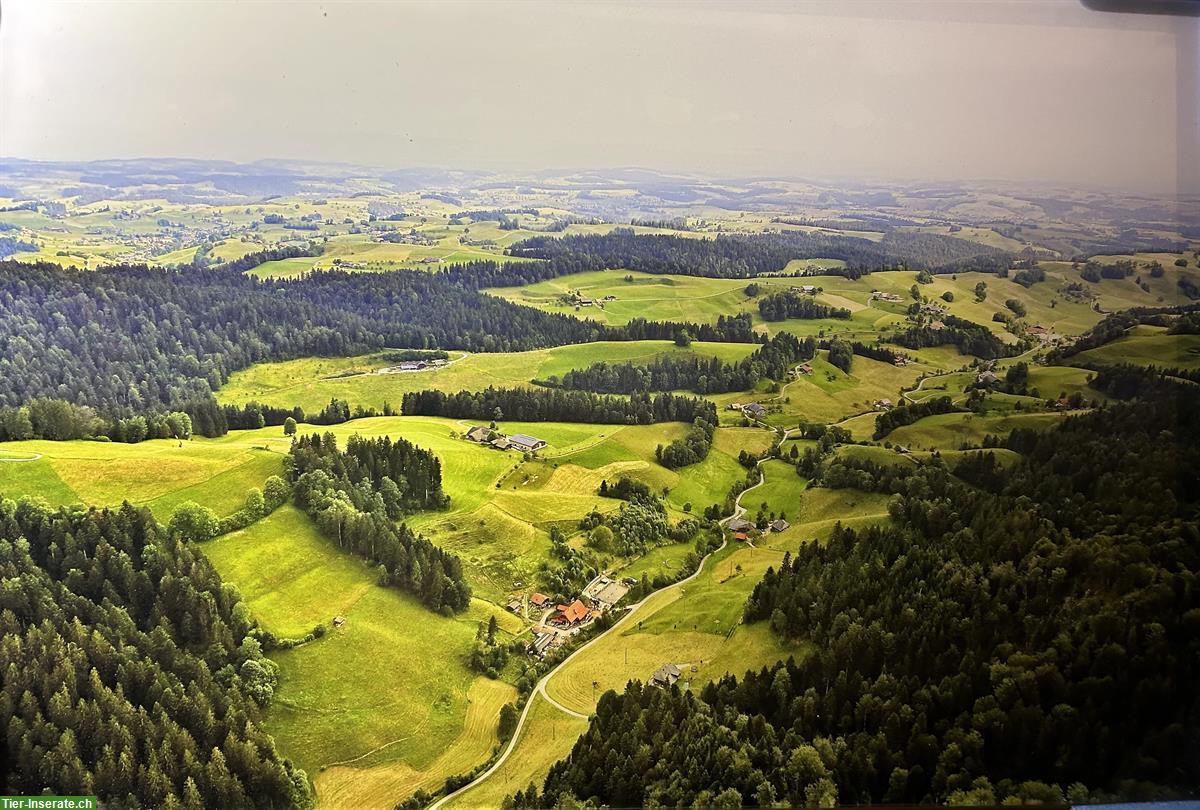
[0,500,312,808]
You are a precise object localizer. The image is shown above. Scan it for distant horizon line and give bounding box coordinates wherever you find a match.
[0,153,1188,199]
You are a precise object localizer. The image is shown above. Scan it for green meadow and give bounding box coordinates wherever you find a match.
[219,340,758,414]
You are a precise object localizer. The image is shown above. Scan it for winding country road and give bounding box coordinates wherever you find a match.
[430,427,785,810]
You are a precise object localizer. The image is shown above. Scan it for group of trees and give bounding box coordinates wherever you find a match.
[581,490,698,557]
[846,341,900,365]
[1080,259,1136,283]
[530,390,1199,807]
[872,395,960,439]
[287,433,469,614]
[401,387,718,426]
[756,290,851,321]
[0,499,312,808]
[656,417,717,470]
[546,334,816,396]
[890,314,1017,360]
[825,338,854,373]
[1012,267,1046,287]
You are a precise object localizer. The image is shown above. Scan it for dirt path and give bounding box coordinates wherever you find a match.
[0,452,43,462]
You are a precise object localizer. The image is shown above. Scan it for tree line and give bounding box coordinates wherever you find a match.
[400,387,718,426]
[0,499,312,808]
[287,433,469,614]
[545,334,816,395]
[873,395,960,439]
[500,229,1008,279]
[527,389,1199,807]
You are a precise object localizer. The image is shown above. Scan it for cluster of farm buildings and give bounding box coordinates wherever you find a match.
[509,573,632,659]
[727,401,767,419]
[565,291,618,308]
[464,425,547,453]
[726,516,789,543]
[380,358,449,373]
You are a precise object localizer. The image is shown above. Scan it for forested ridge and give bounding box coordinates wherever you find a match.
[502,230,1009,279]
[525,391,1200,808]
[0,500,311,808]
[287,433,470,613]
[0,260,750,420]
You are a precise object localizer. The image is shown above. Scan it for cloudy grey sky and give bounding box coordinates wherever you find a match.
[1,0,1195,192]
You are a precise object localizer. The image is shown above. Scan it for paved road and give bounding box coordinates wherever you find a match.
[430,429,787,810]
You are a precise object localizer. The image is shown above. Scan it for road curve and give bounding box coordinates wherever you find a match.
[0,452,43,462]
[430,427,785,810]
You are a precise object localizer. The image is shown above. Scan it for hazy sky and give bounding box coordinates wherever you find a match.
[2,1,1195,192]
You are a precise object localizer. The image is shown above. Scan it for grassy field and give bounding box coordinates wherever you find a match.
[886,409,1078,451]
[1073,330,1200,370]
[0,438,283,520]
[219,340,758,414]
[442,694,590,810]
[486,264,1193,354]
[203,501,523,809]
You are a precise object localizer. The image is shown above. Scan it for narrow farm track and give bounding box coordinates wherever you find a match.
[430,428,788,810]
[0,452,43,462]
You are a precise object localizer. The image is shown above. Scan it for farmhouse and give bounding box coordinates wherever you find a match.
[490,437,512,450]
[650,663,682,688]
[550,599,591,627]
[530,592,550,608]
[727,517,752,532]
[465,425,492,443]
[800,285,817,294]
[798,362,814,375]
[742,403,766,419]
[398,361,427,371]
[577,298,595,307]
[734,531,749,542]
[508,434,548,452]
[977,370,998,385]
[506,598,523,614]
[769,518,790,533]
